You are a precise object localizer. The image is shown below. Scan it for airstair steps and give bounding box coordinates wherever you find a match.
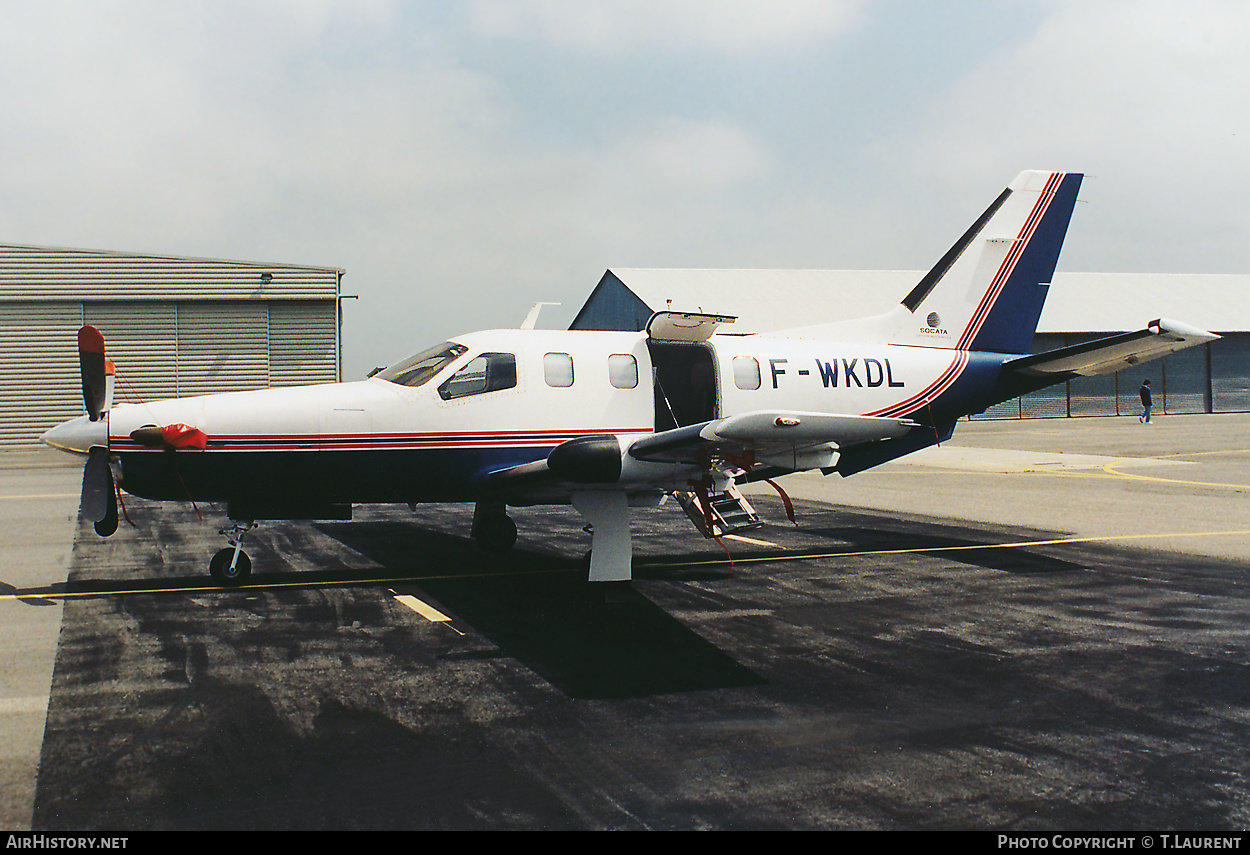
[674,485,763,538]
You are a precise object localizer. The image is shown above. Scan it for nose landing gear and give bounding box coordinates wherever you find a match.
[210,520,256,586]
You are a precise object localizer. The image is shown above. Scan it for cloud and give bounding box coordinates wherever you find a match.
[613,118,772,192]
[467,0,864,53]
[0,2,499,251]
[879,0,1250,271]
[4,1,1246,379]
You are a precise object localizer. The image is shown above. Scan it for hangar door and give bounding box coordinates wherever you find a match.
[0,303,82,450]
[1,300,338,448]
[83,302,270,403]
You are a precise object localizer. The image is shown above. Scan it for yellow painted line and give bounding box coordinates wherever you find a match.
[723,533,779,547]
[6,527,1250,603]
[857,448,1250,492]
[646,528,1250,570]
[0,493,79,501]
[1157,448,1250,459]
[1102,447,1250,492]
[0,565,578,602]
[1102,463,1250,491]
[388,589,465,635]
[389,590,450,623]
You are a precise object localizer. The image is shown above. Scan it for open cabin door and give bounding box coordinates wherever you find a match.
[645,311,735,432]
[643,310,764,537]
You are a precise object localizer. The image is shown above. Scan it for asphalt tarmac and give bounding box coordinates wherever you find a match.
[4,414,1250,830]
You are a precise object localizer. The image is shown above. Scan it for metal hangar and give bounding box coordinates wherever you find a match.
[1,243,344,448]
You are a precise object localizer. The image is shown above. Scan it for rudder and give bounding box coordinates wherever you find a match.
[897,171,1083,355]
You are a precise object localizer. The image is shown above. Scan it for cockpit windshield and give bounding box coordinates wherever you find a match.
[375,342,468,387]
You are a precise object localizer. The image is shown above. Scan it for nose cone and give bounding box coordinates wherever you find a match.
[41,414,108,455]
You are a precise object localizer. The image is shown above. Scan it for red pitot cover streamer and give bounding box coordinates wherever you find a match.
[161,424,208,450]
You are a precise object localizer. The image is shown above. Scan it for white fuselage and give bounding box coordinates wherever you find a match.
[96,327,988,509]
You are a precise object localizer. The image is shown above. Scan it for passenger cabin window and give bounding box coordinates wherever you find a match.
[544,352,574,387]
[608,354,638,389]
[733,356,761,390]
[438,352,517,400]
[376,342,468,387]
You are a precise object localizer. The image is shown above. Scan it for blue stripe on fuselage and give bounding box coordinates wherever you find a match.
[893,350,1070,426]
[893,351,1009,424]
[835,353,1014,476]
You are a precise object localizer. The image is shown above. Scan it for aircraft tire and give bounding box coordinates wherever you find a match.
[210,547,252,586]
[476,514,517,553]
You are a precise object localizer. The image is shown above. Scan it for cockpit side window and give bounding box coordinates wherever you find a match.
[376,342,468,388]
[438,352,517,400]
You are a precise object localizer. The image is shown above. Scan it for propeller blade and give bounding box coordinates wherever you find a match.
[78,326,108,421]
[94,466,119,537]
[81,446,117,535]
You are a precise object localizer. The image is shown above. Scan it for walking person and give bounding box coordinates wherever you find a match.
[1139,379,1153,424]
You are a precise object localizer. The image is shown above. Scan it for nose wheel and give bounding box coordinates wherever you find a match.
[210,521,255,586]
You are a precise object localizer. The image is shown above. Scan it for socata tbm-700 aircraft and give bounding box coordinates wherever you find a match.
[42,170,1217,587]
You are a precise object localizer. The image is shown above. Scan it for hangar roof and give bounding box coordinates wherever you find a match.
[0,243,343,301]
[574,268,1245,335]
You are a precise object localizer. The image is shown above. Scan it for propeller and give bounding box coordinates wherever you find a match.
[47,325,207,537]
[76,325,118,536]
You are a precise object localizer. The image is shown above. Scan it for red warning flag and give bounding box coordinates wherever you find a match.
[160,424,208,450]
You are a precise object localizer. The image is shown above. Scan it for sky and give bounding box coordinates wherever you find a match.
[1,0,1248,379]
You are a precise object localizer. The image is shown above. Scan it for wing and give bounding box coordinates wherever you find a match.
[626,410,920,470]
[1005,318,1219,378]
[482,411,920,500]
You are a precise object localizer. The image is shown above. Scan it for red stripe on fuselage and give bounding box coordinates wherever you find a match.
[863,350,968,418]
[956,172,1062,351]
[108,427,653,452]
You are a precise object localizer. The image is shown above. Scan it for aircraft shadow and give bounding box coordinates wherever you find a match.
[315,520,766,699]
[0,581,63,605]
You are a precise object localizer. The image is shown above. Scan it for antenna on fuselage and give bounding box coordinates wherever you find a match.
[520,302,561,330]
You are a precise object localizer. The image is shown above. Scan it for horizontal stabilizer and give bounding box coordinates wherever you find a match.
[1005,318,1219,378]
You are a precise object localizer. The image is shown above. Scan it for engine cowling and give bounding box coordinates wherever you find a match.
[545,435,622,483]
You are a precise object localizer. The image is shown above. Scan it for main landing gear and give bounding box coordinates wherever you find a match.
[210,520,256,586]
[472,495,636,592]
[571,491,633,583]
[472,501,518,553]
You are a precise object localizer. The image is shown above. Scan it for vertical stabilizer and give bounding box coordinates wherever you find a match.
[895,170,1083,354]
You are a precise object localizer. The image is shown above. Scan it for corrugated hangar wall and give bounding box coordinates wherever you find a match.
[0,244,343,448]
[972,331,1250,419]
